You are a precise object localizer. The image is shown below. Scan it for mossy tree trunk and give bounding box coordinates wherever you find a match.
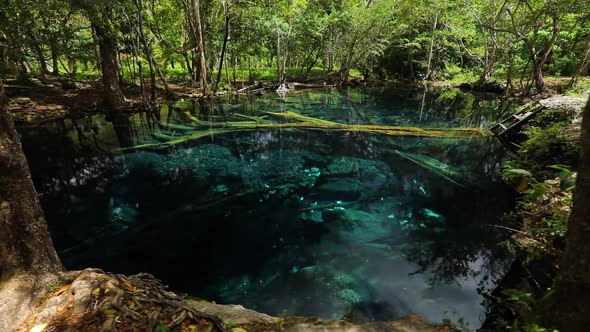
[0,81,63,280]
[549,94,590,330]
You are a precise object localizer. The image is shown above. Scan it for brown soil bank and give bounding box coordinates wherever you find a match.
[5,78,195,125]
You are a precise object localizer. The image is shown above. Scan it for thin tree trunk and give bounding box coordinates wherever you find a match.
[248,56,252,83]
[0,31,7,74]
[504,49,515,97]
[531,17,561,93]
[532,62,545,92]
[214,2,230,93]
[154,62,172,97]
[549,94,590,331]
[135,0,157,108]
[51,46,59,76]
[276,32,282,82]
[569,35,590,88]
[182,52,193,75]
[0,80,63,280]
[424,14,439,81]
[191,0,210,96]
[131,30,149,108]
[31,40,49,75]
[92,22,125,109]
[68,57,77,76]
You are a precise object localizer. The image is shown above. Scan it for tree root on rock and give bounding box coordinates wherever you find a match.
[19,269,227,332]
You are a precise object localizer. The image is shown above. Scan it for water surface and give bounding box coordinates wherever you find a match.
[20,87,516,328]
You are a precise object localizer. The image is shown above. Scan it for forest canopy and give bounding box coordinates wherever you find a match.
[1,0,589,100]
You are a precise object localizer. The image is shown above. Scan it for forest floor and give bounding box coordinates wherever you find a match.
[4,77,197,125]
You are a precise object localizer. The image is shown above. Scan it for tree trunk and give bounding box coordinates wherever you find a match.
[276,32,282,82]
[182,52,193,76]
[51,47,59,76]
[532,61,545,92]
[0,81,63,280]
[32,42,49,75]
[569,35,590,88]
[214,2,230,93]
[92,22,125,109]
[424,13,439,81]
[478,32,498,84]
[530,17,560,93]
[504,49,515,97]
[549,94,590,331]
[135,0,158,108]
[68,57,77,76]
[191,0,210,96]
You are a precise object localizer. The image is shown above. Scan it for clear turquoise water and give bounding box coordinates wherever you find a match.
[20,87,515,328]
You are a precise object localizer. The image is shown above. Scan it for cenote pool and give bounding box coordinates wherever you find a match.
[20,87,516,328]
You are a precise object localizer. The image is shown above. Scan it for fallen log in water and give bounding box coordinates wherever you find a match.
[121,110,493,151]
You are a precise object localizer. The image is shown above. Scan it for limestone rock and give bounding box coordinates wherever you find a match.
[188,300,281,325]
[284,315,444,332]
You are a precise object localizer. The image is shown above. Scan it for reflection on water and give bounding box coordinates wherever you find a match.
[20,87,515,328]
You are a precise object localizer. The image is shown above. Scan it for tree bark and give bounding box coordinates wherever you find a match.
[51,46,59,76]
[530,17,560,93]
[31,40,49,75]
[135,0,158,108]
[276,32,282,82]
[424,14,439,81]
[532,62,545,92]
[191,0,210,96]
[549,94,590,331]
[569,35,590,89]
[0,81,63,280]
[92,22,125,109]
[214,1,230,93]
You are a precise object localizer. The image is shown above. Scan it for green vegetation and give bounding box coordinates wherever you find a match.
[1,0,589,104]
[1,0,590,331]
[491,105,585,331]
[507,107,581,177]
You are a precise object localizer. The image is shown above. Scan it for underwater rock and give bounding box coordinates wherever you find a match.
[318,157,396,199]
[336,289,363,306]
[109,203,138,226]
[334,209,397,244]
[122,145,242,183]
[325,157,394,178]
[301,210,324,223]
[185,144,242,178]
[241,150,315,191]
[318,178,364,199]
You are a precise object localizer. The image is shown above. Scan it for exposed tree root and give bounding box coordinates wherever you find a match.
[18,269,227,332]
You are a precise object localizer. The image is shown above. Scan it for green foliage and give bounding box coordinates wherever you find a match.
[522,183,550,201]
[486,288,559,332]
[503,168,533,179]
[153,324,171,332]
[1,0,589,88]
[565,77,590,97]
[515,123,580,176]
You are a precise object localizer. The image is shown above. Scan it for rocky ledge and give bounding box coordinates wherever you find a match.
[13,269,452,332]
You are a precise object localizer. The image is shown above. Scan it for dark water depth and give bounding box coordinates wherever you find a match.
[20,87,516,328]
